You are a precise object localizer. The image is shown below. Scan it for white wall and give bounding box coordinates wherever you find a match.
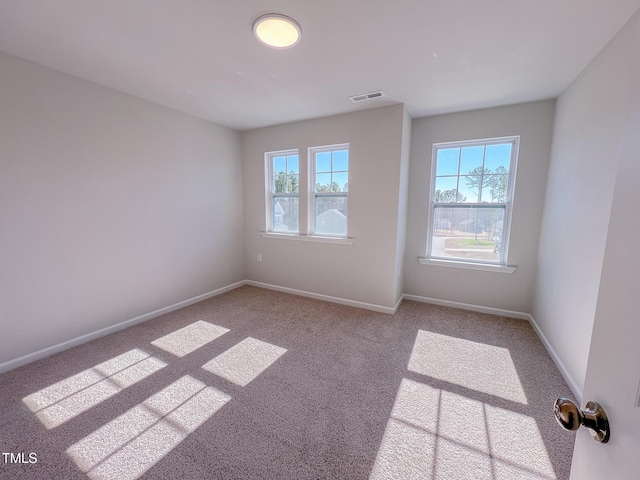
[242,105,406,310]
[532,10,637,397]
[393,108,412,305]
[404,101,555,313]
[0,52,244,367]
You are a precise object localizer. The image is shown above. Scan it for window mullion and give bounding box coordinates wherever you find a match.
[456,147,461,199]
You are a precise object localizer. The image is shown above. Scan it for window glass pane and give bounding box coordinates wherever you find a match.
[288,174,299,193]
[316,173,332,191]
[431,205,505,263]
[273,171,291,193]
[436,148,460,176]
[332,150,349,171]
[459,176,481,203]
[315,196,347,236]
[273,174,299,194]
[483,174,509,203]
[272,197,299,233]
[436,177,458,196]
[287,155,299,174]
[434,177,460,202]
[332,172,348,192]
[459,146,485,174]
[485,143,511,171]
[273,156,287,175]
[316,152,331,173]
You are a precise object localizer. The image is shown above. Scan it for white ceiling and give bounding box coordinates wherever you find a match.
[1,1,639,131]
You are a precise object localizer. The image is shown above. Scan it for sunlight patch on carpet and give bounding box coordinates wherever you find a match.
[408,330,527,404]
[150,320,229,357]
[23,349,166,429]
[370,417,437,479]
[485,403,556,478]
[370,379,439,479]
[370,378,556,480]
[202,337,287,386]
[438,389,490,453]
[66,375,230,480]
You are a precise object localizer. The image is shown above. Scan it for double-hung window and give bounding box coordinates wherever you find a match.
[426,136,519,267]
[266,150,299,233]
[309,144,349,237]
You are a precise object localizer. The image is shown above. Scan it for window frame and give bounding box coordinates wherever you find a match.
[265,149,300,234]
[308,143,350,238]
[425,136,519,270]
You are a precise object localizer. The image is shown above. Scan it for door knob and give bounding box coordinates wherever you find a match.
[554,398,610,443]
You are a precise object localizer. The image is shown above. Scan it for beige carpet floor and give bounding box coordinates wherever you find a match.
[0,286,576,479]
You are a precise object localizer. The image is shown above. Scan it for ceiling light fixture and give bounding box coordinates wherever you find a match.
[253,13,301,49]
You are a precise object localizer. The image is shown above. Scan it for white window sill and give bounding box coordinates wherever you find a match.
[261,232,353,245]
[418,257,516,273]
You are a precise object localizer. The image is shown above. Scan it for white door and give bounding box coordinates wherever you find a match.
[569,79,640,478]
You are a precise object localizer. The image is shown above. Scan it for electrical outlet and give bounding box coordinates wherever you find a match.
[257,253,262,262]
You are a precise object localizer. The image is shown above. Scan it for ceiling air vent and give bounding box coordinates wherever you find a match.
[349,90,385,103]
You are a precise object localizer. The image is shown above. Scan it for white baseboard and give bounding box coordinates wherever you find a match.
[527,313,583,401]
[0,280,246,375]
[1,279,583,403]
[401,293,531,320]
[392,295,404,315]
[245,280,398,315]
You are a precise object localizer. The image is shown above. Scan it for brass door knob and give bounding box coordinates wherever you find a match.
[554,398,610,443]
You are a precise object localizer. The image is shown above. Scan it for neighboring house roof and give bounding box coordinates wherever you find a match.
[318,209,346,220]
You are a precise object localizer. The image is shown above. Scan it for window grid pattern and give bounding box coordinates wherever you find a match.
[311,146,349,237]
[267,150,299,233]
[429,138,518,266]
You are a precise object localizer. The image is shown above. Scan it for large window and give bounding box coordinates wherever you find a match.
[427,137,519,267]
[266,150,299,233]
[310,144,349,237]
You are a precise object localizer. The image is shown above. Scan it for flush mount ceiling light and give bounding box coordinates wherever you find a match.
[253,13,301,48]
